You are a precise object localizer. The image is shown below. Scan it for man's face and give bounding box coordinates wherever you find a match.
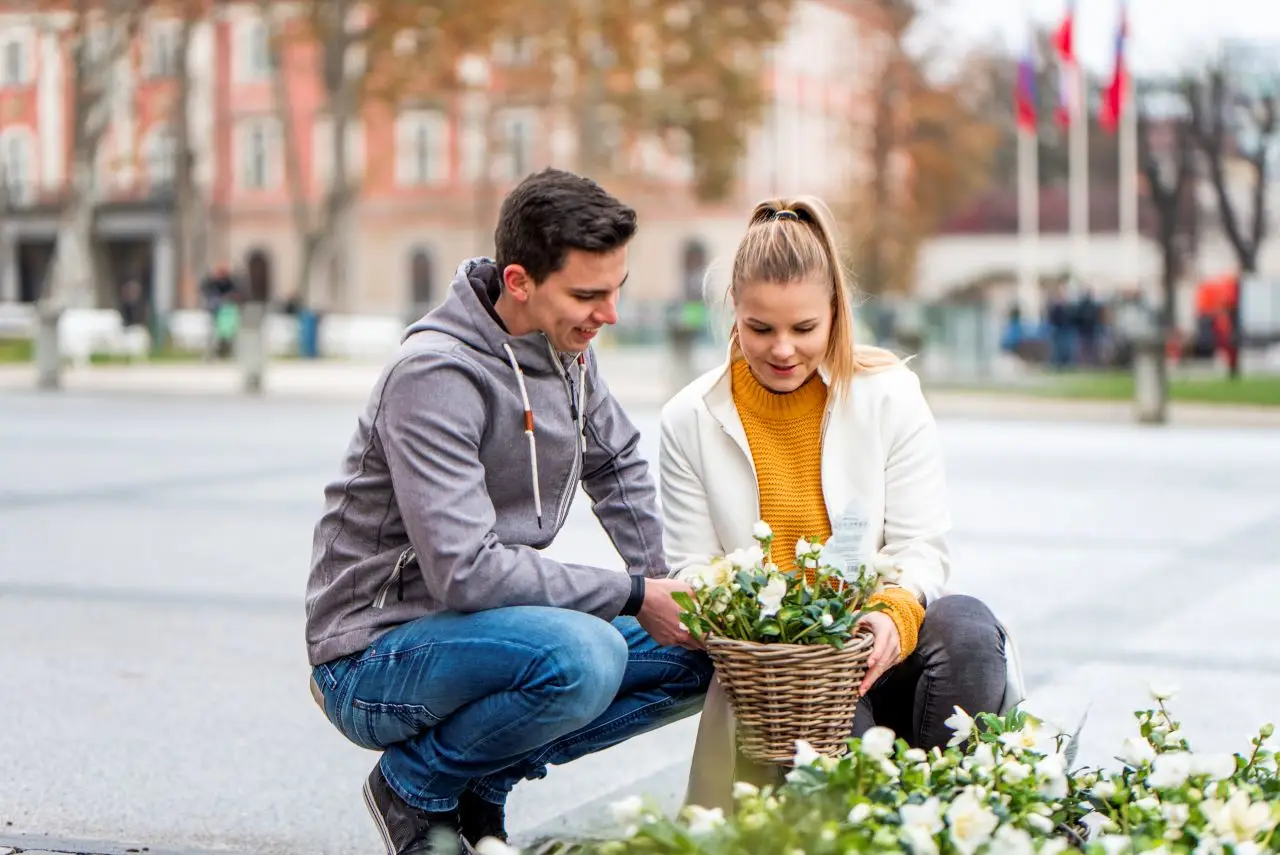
[520,247,628,353]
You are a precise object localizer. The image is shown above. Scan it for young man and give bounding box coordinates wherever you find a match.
[305,169,710,855]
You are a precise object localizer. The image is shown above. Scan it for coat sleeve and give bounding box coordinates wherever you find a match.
[876,368,951,605]
[658,402,726,575]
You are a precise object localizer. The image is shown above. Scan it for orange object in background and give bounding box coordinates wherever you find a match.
[1195,274,1239,314]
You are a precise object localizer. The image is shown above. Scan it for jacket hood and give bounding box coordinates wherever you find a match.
[403,256,569,377]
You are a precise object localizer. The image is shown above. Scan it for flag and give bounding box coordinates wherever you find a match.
[1052,0,1075,64]
[1053,0,1078,127]
[1100,2,1129,132]
[1016,46,1038,132]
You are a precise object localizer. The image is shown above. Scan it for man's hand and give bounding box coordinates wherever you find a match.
[637,578,702,649]
[857,611,901,694]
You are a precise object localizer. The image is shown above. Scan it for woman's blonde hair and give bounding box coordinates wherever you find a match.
[726,196,900,401]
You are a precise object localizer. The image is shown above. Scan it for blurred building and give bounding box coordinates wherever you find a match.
[0,0,879,328]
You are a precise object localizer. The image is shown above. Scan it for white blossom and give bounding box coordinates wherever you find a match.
[1147,752,1193,790]
[1201,791,1274,844]
[475,838,521,855]
[847,802,872,824]
[752,520,772,540]
[683,805,725,836]
[987,824,1036,855]
[726,545,765,571]
[1148,681,1179,702]
[757,575,787,617]
[1093,779,1118,800]
[944,706,976,747]
[1121,736,1157,767]
[860,726,896,759]
[945,790,999,855]
[731,781,759,800]
[792,739,822,768]
[998,760,1032,784]
[1189,753,1237,780]
[610,795,644,827]
[1034,754,1068,799]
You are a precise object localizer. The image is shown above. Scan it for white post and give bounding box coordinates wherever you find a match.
[1069,64,1090,288]
[1017,125,1041,318]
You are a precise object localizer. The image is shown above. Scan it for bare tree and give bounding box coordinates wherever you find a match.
[1184,64,1278,376]
[35,0,149,389]
[169,0,200,319]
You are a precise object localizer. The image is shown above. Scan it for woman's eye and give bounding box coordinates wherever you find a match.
[795,326,815,334]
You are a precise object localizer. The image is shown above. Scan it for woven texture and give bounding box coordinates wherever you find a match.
[705,629,875,765]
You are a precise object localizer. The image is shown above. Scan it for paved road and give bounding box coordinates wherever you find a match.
[2,390,1279,853]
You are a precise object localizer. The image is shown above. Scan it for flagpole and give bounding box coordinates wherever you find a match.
[1018,124,1041,319]
[1119,72,1140,292]
[1070,63,1090,292]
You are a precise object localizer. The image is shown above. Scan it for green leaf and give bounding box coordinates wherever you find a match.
[671,591,697,612]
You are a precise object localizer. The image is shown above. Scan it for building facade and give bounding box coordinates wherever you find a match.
[0,0,877,327]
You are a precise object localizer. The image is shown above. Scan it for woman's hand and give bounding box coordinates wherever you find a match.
[857,611,901,695]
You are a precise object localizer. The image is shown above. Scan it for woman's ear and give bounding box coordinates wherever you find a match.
[502,264,534,303]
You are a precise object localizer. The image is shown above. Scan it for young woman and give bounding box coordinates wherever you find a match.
[659,197,1024,810]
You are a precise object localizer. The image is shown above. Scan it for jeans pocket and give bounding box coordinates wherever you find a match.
[348,698,442,750]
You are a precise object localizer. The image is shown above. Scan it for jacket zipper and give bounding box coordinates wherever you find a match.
[373,546,416,609]
[545,337,582,532]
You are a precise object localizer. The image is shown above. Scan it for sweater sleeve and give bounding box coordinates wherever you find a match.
[868,585,926,661]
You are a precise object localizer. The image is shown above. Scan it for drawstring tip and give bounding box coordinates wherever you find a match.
[537,515,543,529]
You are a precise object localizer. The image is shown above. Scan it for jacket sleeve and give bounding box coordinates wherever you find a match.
[377,350,631,616]
[878,368,951,605]
[659,402,725,575]
[579,353,667,578]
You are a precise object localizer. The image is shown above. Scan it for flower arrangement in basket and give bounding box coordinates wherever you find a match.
[673,521,898,765]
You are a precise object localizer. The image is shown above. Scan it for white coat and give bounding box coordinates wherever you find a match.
[658,359,1026,810]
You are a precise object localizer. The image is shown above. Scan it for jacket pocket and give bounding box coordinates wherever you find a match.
[348,698,442,750]
[373,547,417,609]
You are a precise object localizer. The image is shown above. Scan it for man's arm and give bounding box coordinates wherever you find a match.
[378,349,631,617]
[578,353,667,580]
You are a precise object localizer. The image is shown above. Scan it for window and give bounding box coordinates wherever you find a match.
[0,128,34,203]
[459,99,487,181]
[144,21,180,78]
[312,116,365,190]
[237,18,273,82]
[395,110,447,186]
[0,35,30,87]
[143,125,177,189]
[497,109,535,181]
[238,118,279,190]
[408,246,435,312]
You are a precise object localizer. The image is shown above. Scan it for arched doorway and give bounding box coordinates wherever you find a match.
[408,246,434,319]
[680,238,709,303]
[245,248,272,303]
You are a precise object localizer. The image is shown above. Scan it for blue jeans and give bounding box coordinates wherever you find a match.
[312,606,713,812]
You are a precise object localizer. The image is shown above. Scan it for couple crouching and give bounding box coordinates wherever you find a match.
[303,168,1024,854]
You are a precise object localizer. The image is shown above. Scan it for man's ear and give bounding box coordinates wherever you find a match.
[502,264,534,303]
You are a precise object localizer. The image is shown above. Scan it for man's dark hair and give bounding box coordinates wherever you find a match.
[494,168,638,283]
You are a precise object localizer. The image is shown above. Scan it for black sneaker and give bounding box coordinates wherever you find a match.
[363,764,469,854]
[458,789,508,845]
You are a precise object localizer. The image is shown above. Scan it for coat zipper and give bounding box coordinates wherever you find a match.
[373,546,416,609]
[545,337,582,532]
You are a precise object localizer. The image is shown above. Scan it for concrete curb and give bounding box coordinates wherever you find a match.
[0,835,252,855]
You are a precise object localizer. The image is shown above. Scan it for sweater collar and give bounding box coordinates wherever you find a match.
[729,359,827,420]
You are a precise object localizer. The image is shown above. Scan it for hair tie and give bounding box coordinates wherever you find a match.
[774,210,799,221]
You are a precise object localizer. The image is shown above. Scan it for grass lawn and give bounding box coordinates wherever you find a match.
[1026,371,1280,407]
[0,338,204,365]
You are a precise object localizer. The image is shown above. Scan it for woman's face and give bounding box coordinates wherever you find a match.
[733,275,833,393]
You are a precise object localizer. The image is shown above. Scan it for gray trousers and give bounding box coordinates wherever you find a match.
[852,593,1008,749]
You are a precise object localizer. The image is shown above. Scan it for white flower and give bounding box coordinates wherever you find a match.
[821,613,834,627]
[1202,791,1274,843]
[860,726,896,759]
[900,796,945,835]
[1034,754,1068,799]
[944,706,976,747]
[905,748,929,764]
[848,803,872,823]
[870,551,902,583]
[475,838,521,855]
[609,795,645,827]
[1162,802,1190,828]
[726,545,765,571]
[1120,736,1156,767]
[1148,681,1179,702]
[1098,835,1132,855]
[1024,813,1055,834]
[969,741,998,771]
[680,558,733,589]
[1189,753,1237,779]
[999,719,1057,756]
[1039,839,1071,855]
[1147,751,1193,789]
[792,739,822,768]
[998,760,1032,783]
[987,824,1035,855]
[757,575,787,617]
[945,790,999,855]
[731,781,758,800]
[752,520,772,540]
[901,825,940,855]
[1093,779,1118,800]
[683,805,725,836]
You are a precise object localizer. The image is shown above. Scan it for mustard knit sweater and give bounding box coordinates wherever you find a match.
[730,359,925,660]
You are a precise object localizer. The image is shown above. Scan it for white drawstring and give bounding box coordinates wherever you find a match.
[576,353,588,453]
[502,343,543,528]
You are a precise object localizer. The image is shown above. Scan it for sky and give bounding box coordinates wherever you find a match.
[921,0,1280,75]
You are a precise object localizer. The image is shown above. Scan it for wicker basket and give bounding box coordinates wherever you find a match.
[705,629,875,765]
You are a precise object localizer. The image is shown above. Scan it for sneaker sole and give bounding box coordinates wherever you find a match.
[362,778,397,855]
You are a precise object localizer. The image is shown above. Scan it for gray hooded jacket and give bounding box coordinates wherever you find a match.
[305,259,666,666]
